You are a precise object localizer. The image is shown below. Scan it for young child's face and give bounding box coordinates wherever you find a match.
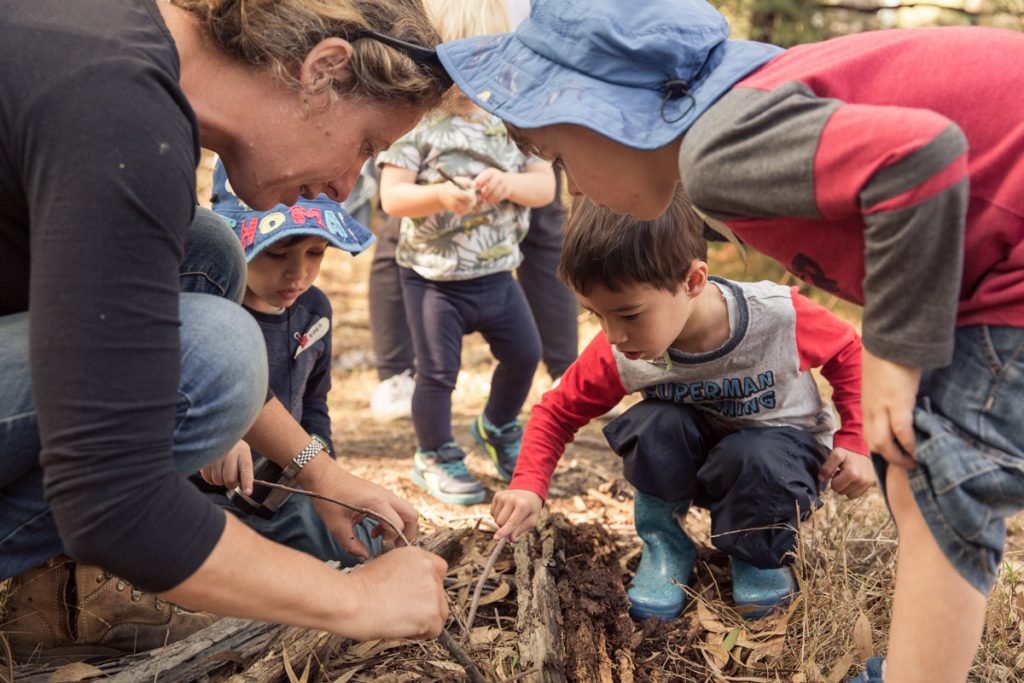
[519,124,680,220]
[244,236,329,313]
[578,280,696,361]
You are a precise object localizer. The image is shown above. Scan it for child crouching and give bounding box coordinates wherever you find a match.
[492,187,874,619]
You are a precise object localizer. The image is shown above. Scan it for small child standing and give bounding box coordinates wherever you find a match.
[377,0,555,505]
[492,187,874,619]
[198,160,380,563]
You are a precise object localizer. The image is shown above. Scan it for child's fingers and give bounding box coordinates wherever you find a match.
[238,451,254,496]
[818,449,847,483]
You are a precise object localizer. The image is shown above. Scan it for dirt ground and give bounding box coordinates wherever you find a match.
[315,245,1024,683]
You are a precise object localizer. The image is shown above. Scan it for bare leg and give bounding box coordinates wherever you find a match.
[885,465,986,683]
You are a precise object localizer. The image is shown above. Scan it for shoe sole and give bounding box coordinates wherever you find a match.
[627,598,685,621]
[411,467,485,506]
[734,584,797,620]
[469,418,514,483]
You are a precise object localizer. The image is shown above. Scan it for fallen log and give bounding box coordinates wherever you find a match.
[7,527,473,683]
[514,509,565,683]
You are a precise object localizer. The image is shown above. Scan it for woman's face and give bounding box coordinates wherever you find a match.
[223,98,422,211]
[519,124,682,220]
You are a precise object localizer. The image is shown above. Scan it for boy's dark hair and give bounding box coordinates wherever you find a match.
[558,184,708,295]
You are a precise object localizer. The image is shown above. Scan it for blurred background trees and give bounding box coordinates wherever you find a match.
[714,0,1022,46]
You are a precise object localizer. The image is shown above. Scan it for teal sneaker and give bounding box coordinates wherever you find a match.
[411,442,486,505]
[731,558,797,619]
[470,414,521,482]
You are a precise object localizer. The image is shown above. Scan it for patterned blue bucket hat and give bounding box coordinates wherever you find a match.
[436,0,783,150]
[211,161,375,262]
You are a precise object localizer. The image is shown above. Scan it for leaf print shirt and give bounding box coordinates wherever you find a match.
[378,112,541,281]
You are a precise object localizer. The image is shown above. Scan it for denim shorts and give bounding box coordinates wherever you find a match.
[874,325,1024,594]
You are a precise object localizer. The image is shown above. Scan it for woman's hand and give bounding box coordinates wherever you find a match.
[341,547,449,640]
[491,489,544,541]
[862,349,921,469]
[299,458,420,561]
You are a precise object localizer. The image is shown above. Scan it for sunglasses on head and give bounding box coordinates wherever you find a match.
[348,28,454,90]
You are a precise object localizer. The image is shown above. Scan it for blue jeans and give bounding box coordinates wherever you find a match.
[0,208,267,579]
[874,325,1024,594]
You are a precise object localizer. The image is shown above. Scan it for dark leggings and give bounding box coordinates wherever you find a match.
[518,176,578,380]
[400,268,541,451]
[368,214,415,381]
[603,400,826,568]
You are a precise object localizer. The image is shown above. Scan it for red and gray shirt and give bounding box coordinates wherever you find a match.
[679,27,1024,369]
[512,278,865,501]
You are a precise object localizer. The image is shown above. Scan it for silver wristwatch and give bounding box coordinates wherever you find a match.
[281,435,327,480]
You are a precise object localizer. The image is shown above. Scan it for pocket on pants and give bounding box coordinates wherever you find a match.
[914,412,1024,544]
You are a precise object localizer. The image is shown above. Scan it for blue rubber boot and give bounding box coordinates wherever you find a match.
[731,558,797,619]
[627,492,697,621]
[848,656,885,682]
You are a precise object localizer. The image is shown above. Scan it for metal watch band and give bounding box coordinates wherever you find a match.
[281,435,327,480]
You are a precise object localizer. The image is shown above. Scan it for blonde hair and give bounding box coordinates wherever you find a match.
[422,0,509,113]
[423,0,510,42]
[171,0,447,109]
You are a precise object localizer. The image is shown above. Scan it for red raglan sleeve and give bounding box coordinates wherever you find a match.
[511,333,628,500]
[791,288,867,456]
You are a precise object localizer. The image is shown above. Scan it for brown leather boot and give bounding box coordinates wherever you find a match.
[2,556,218,664]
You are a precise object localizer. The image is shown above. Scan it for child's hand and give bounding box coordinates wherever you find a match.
[437,179,478,216]
[491,489,544,541]
[474,168,511,204]
[818,447,875,499]
[199,439,255,495]
[862,349,921,469]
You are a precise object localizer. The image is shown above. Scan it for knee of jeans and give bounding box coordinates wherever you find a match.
[181,295,267,435]
[184,207,248,303]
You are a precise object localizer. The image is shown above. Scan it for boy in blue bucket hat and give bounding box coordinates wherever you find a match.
[438,1,1024,681]
[195,160,382,566]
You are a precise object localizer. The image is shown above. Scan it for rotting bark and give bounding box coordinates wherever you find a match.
[513,509,565,683]
[551,514,636,683]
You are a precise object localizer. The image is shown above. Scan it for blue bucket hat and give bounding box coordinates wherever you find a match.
[211,161,375,262]
[436,0,783,150]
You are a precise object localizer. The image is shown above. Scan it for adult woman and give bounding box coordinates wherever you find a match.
[1,0,450,660]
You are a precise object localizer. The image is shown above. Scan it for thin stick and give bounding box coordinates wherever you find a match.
[464,537,508,639]
[253,479,410,545]
[437,630,487,683]
[437,167,472,191]
[251,479,487,683]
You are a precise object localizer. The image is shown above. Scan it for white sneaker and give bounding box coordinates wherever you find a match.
[370,370,415,423]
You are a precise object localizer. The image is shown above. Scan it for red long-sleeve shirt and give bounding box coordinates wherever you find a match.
[513,278,865,500]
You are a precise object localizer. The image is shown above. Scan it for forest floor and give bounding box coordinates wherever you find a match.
[313,243,1024,683]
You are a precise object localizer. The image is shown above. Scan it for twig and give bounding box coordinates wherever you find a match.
[464,537,508,639]
[0,631,13,683]
[250,479,486,683]
[437,630,487,683]
[253,479,410,544]
[437,167,473,191]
